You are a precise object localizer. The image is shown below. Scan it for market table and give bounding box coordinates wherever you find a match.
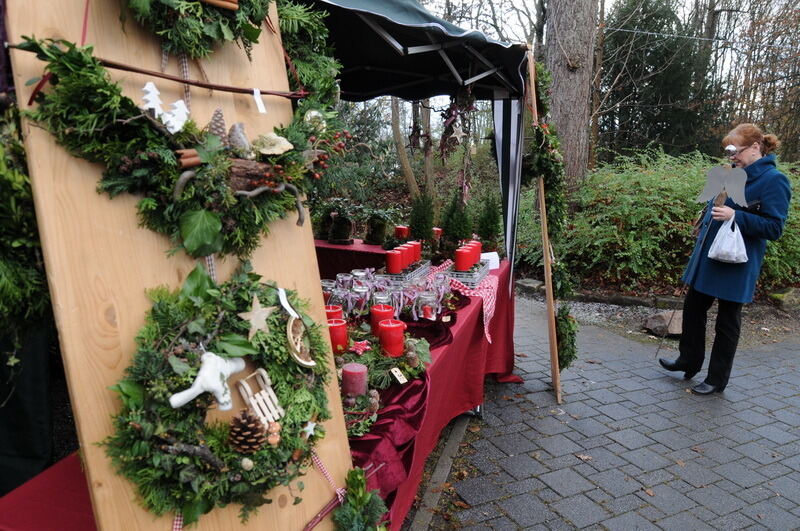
[314,238,386,279]
[0,261,519,530]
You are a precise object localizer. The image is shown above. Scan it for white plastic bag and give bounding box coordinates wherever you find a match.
[707,212,748,263]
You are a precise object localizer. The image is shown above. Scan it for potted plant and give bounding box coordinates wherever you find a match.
[361,207,396,246]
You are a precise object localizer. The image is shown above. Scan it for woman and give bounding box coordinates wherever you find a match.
[659,124,792,394]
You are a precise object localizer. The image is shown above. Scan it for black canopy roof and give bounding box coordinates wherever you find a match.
[311,0,528,101]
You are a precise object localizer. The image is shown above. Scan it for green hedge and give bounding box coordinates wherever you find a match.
[517,149,800,294]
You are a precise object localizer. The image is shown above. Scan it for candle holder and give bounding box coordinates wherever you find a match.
[415,291,437,321]
[320,279,336,303]
[336,272,354,290]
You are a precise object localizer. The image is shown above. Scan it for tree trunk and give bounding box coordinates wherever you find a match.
[588,0,604,170]
[421,99,435,198]
[391,97,421,199]
[544,0,598,185]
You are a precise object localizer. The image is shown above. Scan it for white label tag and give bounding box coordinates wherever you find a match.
[277,288,300,319]
[390,367,408,384]
[441,315,451,323]
[253,88,267,114]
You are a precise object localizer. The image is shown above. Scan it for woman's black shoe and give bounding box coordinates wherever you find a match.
[658,358,698,380]
[691,382,722,395]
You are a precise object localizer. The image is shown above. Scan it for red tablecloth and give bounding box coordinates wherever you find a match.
[0,262,518,530]
[315,238,386,279]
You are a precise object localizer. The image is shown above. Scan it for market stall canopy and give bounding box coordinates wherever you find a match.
[311,0,528,101]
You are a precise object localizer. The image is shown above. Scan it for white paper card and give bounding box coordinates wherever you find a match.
[482,252,500,270]
[253,88,267,114]
[390,367,408,384]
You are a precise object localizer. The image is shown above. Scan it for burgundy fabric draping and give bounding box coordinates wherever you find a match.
[0,452,96,531]
[0,262,519,530]
[315,238,386,279]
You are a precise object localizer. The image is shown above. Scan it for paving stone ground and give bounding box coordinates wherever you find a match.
[444,295,800,530]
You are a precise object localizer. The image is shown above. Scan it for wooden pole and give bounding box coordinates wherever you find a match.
[528,44,562,403]
[537,177,562,404]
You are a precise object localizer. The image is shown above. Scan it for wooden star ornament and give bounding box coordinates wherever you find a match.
[238,295,278,341]
[450,124,467,144]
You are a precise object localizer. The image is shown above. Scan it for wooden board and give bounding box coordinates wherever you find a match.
[6,1,350,529]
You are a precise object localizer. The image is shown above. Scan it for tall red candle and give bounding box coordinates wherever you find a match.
[432,227,443,239]
[394,225,409,239]
[378,319,406,358]
[454,247,471,271]
[325,305,343,320]
[370,304,395,336]
[410,240,422,262]
[470,240,482,263]
[385,250,402,274]
[341,362,368,396]
[397,245,412,268]
[327,318,348,354]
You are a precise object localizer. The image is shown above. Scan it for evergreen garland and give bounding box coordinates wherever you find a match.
[124,0,272,59]
[19,37,344,259]
[555,303,578,371]
[103,262,330,525]
[333,468,388,531]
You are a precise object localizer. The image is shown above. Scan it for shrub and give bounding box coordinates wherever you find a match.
[516,149,800,294]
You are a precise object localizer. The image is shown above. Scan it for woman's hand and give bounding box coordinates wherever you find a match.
[711,205,735,221]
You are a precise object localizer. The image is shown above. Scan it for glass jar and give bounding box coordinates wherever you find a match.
[321,279,336,304]
[371,291,391,306]
[415,291,438,321]
[352,285,370,314]
[336,272,354,290]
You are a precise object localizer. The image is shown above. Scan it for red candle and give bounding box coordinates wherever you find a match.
[394,225,409,239]
[386,250,402,274]
[422,304,434,320]
[378,319,406,358]
[454,248,471,271]
[397,245,412,269]
[471,240,483,262]
[325,304,343,320]
[432,227,443,239]
[410,241,422,262]
[466,242,480,265]
[341,362,368,396]
[370,304,395,336]
[327,318,348,354]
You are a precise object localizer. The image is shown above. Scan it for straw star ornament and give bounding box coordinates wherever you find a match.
[238,295,278,340]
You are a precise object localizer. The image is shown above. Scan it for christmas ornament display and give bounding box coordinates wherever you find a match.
[103,263,331,525]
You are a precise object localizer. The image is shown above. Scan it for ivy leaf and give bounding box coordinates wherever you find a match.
[196,134,223,164]
[181,497,210,525]
[168,355,192,375]
[181,263,214,302]
[240,23,262,43]
[128,0,152,16]
[215,333,258,357]
[415,338,432,365]
[109,380,144,409]
[180,209,223,257]
[219,20,235,41]
[187,317,207,335]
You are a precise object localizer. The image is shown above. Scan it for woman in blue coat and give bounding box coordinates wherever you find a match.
[659,124,792,394]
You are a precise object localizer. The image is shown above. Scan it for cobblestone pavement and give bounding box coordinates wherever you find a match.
[447,295,800,530]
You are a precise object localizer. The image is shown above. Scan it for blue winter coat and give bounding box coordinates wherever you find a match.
[682,154,792,303]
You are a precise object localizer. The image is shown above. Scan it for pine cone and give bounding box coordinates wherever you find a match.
[208,108,229,148]
[228,409,266,454]
[405,351,419,368]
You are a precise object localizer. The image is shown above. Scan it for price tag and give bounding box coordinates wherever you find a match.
[390,367,408,384]
[252,88,267,114]
[442,315,451,323]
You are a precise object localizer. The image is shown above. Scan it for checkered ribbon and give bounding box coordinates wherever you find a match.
[311,449,346,503]
[179,52,191,110]
[172,513,183,531]
[429,260,498,343]
[204,255,217,283]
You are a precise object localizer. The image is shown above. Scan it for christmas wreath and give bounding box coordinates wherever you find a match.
[19,37,346,259]
[102,262,331,525]
[124,0,272,59]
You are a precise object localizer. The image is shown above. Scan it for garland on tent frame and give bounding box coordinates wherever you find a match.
[522,62,578,371]
[19,37,347,259]
[103,262,331,525]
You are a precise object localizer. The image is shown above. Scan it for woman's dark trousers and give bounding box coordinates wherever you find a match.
[678,287,743,389]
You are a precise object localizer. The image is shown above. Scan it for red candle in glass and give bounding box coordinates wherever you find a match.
[341,362,368,396]
[378,319,406,358]
[454,247,471,271]
[422,304,434,320]
[325,304,343,320]
[394,225,410,239]
[386,250,402,274]
[370,304,395,336]
[432,227,443,239]
[327,318,348,354]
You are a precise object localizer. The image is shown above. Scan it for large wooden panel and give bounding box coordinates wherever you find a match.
[6,1,349,529]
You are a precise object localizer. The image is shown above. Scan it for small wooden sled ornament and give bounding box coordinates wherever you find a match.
[237,368,285,425]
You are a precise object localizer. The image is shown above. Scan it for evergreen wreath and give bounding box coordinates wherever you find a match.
[19,37,346,259]
[102,262,331,525]
[124,0,272,59]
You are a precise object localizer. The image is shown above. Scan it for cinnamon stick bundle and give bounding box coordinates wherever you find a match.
[200,0,239,11]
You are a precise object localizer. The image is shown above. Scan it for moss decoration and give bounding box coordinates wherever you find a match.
[102,262,331,525]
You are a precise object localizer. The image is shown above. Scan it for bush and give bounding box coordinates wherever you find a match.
[516,149,800,294]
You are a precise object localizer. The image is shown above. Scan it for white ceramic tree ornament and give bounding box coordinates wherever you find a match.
[141,81,164,118]
[168,351,246,411]
[163,100,190,134]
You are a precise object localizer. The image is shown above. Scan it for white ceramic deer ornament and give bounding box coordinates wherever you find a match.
[169,352,246,411]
